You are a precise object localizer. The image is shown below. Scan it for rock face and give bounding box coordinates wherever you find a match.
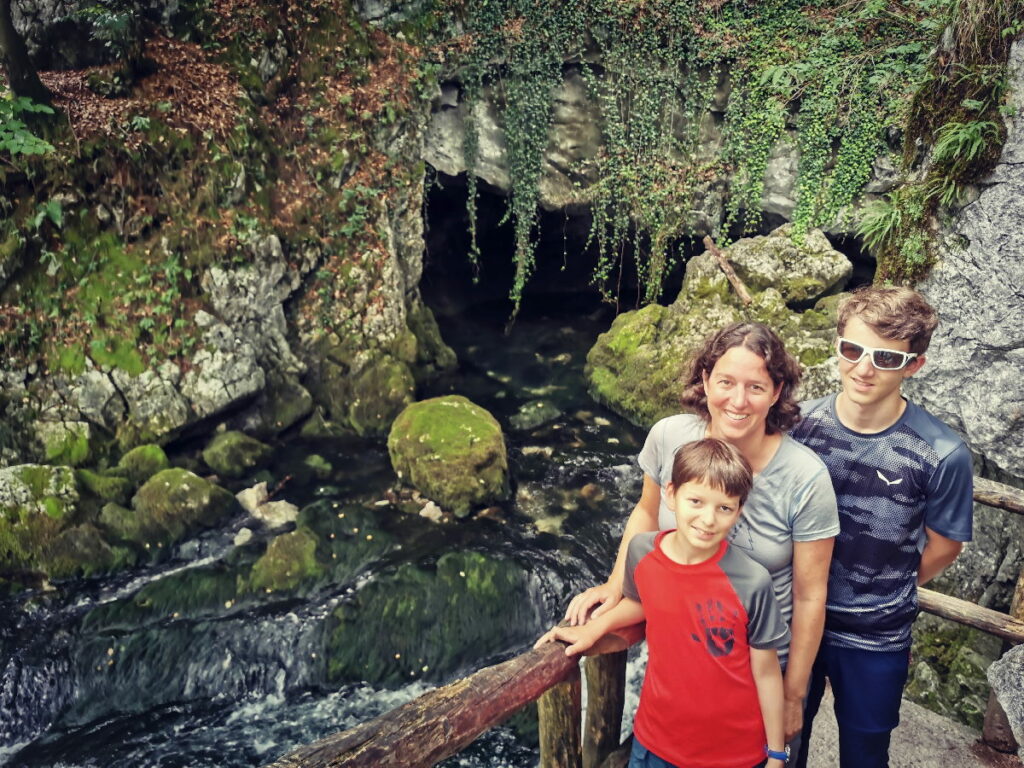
[905,40,1024,483]
[387,395,509,516]
[987,643,1024,758]
[585,225,845,427]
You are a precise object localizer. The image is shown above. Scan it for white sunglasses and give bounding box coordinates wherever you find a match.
[836,338,918,371]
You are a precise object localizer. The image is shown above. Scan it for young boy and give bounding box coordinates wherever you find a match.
[536,438,791,768]
[790,286,974,768]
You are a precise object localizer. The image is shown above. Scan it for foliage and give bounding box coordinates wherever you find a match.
[452,0,994,306]
[0,94,55,156]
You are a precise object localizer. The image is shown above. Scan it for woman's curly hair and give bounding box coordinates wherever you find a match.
[679,322,803,434]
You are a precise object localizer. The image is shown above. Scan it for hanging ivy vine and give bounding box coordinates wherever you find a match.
[447,0,1013,306]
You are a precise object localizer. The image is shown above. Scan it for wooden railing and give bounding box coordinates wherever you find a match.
[264,477,1024,768]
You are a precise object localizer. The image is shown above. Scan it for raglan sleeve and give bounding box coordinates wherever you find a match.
[924,439,974,542]
[637,418,667,480]
[791,462,840,542]
[622,532,655,602]
[746,569,791,651]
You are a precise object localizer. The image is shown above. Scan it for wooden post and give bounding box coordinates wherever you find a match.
[981,566,1024,752]
[539,663,582,768]
[583,651,627,768]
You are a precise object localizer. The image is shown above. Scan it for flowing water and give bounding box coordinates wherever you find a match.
[1,297,648,767]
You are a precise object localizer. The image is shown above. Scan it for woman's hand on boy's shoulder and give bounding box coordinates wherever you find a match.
[534,623,596,656]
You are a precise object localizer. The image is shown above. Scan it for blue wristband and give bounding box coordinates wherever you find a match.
[765,745,790,762]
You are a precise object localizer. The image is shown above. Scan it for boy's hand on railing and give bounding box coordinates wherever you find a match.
[564,582,621,626]
[534,623,597,656]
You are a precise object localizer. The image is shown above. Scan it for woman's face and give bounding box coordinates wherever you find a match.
[702,345,781,444]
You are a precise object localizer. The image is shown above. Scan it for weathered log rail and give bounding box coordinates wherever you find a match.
[264,477,1024,768]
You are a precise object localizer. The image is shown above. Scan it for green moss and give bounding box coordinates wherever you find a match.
[116,443,170,487]
[49,343,88,376]
[202,431,273,479]
[89,334,146,376]
[38,422,92,467]
[243,527,325,594]
[131,468,238,547]
[76,468,133,505]
[44,523,118,579]
[387,396,508,516]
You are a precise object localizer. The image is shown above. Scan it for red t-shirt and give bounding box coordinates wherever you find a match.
[624,532,789,768]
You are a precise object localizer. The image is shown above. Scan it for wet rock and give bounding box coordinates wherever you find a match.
[510,399,562,431]
[418,500,443,522]
[45,523,122,578]
[388,395,509,517]
[243,527,324,594]
[202,431,272,479]
[130,468,239,548]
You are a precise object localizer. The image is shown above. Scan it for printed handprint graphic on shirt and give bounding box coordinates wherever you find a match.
[690,599,738,657]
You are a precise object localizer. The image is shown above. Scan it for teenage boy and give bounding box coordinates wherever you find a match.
[536,438,791,768]
[791,286,974,768]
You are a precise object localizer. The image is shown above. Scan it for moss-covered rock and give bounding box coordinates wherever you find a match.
[906,617,999,729]
[36,421,93,467]
[585,228,848,427]
[406,295,457,381]
[387,395,508,516]
[44,522,122,578]
[76,468,133,505]
[256,370,314,436]
[304,454,333,480]
[116,443,170,487]
[586,298,742,427]
[243,526,325,594]
[130,468,239,547]
[0,464,79,574]
[680,224,851,305]
[201,431,272,479]
[327,550,541,686]
[306,334,416,438]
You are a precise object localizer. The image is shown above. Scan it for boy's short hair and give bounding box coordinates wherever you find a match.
[837,285,939,354]
[671,438,754,506]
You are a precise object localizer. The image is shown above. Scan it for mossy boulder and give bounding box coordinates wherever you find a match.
[130,468,239,548]
[76,468,133,505]
[387,396,508,516]
[586,228,847,427]
[35,421,93,467]
[116,443,170,487]
[44,522,124,578]
[406,296,457,381]
[327,550,542,686]
[202,431,272,479]
[305,334,416,438]
[0,464,79,575]
[255,370,314,436]
[243,526,325,594]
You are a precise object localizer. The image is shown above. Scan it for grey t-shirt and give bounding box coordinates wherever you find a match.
[637,414,840,628]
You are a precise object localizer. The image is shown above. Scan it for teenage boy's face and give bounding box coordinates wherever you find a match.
[837,316,925,409]
[665,479,742,555]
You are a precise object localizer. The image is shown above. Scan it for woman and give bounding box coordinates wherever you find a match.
[567,321,838,744]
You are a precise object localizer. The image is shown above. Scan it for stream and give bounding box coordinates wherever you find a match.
[1,296,648,767]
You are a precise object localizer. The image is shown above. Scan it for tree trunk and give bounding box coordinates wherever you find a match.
[0,0,51,103]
